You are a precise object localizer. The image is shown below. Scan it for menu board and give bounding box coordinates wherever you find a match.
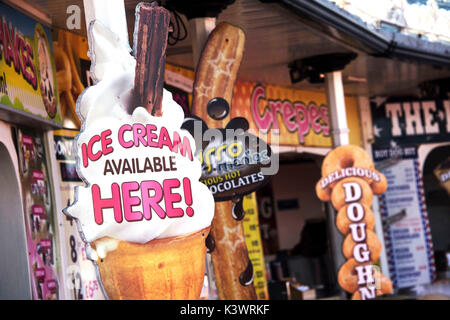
[51,130,105,300]
[242,193,269,300]
[374,146,436,288]
[15,127,59,299]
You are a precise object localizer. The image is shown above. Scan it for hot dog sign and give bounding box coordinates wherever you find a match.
[315,145,393,300]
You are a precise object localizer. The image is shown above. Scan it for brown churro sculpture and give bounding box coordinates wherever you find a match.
[191,23,256,299]
[315,145,393,300]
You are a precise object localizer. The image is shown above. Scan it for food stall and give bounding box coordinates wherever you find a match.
[0,0,449,300]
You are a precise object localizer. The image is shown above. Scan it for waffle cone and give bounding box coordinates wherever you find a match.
[93,227,210,300]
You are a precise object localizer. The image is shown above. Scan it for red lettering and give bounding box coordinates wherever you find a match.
[101,129,114,155]
[282,101,297,132]
[164,179,183,218]
[309,103,321,133]
[87,135,102,161]
[0,18,37,89]
[320,105,330,136]
[92,183,122,225]
[91,179,194,224]
[82,130,115,167]
[269,100,282,131]
[295,102,310,143]
[2,19,16,69]
[158,127,172,149]
[249,85,332,144]
[146,124,158,147]
[118,124,133,148]
[122,181,142,222]
[141,180,165,219]
[251,85,272,132]
[172,131,193,161]
[82,143,89,168]
[24,41,37,88]
[133,123,147,146]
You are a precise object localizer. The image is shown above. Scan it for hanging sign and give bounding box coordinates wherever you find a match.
[0,2,61,123]
[374,146,436,288]
[182,115,273,202]
[370,97,450,148]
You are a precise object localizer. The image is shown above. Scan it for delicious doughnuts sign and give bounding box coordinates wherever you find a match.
[315,145,393,300]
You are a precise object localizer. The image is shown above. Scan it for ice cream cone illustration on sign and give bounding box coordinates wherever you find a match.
[315,145,393,300]
[64,1,214,300]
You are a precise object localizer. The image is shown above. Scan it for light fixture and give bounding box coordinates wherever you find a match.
[289,52,357,84]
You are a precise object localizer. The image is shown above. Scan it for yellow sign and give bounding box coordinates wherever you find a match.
[231,81,361,147]
[242,193,269,300]
[163,67,362,148]
[0,2,61,123]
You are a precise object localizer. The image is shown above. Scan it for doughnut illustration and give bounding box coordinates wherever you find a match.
[315,145,393,300]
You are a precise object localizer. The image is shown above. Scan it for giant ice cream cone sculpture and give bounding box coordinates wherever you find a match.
[64,1,215,300]
[93,228,209,300]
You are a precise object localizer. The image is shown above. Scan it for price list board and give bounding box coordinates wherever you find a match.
[51,130,105,299]
[374,146,436,289]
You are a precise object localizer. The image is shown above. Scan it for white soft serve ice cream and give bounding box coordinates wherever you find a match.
[64,20,214,258]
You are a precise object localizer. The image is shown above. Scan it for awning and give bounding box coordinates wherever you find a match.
[279,0,450,67]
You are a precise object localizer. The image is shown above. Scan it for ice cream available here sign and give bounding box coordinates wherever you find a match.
[66,103,214,244]
[64,18,214,245]
[82,123,195,223]
[0,2,61,123]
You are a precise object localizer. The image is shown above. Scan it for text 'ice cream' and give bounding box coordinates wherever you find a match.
[64,19,215,254]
